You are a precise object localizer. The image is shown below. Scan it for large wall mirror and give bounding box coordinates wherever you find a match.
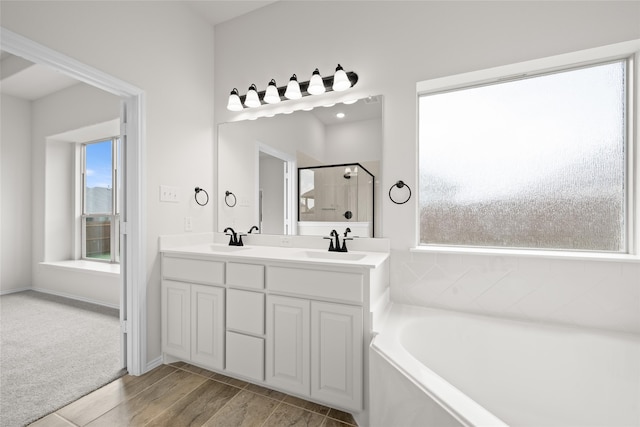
[217,95,383,236]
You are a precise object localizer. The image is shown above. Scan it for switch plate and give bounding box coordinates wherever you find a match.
[184,216,193,231]
[160,185,180,203]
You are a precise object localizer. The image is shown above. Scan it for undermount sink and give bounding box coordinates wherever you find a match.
[301,251,367,261]
[209,244,250,252]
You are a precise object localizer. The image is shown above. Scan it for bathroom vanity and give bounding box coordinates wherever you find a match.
[159,233,389,423]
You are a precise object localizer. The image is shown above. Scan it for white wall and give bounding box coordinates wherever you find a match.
[1,1,215,365]
[324,118,382,165]
[214,1,640,334]
[1,94,31,294]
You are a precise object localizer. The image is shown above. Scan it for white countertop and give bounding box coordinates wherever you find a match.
[161,242,389,269]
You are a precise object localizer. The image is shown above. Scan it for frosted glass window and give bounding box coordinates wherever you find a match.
[419,60,627,252]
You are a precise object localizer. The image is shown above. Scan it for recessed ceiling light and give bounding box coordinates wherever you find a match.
[336,112,345,119]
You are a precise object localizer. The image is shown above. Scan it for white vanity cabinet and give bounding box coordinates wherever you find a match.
[266,266,365,411]
[161,255,225,371]
[160,240,390,426]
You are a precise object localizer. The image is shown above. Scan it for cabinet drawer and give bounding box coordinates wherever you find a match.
[268,267,363,303]
[227,289,264,335]
[227,262,264,289]
[226,331,264,382]
[163,256,224,285]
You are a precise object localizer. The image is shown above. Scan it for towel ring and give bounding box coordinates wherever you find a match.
[194,187,209,206]
[225,191,237,207]
[389,180,411,205]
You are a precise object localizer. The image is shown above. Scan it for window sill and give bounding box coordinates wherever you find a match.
[39,260,120,277]
[411,245,640,263]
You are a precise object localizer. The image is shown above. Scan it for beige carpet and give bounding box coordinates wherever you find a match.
[0,291,125,427]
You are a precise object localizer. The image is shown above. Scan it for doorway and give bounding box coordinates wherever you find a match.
[257,143,296,235]
[1,27,145,375]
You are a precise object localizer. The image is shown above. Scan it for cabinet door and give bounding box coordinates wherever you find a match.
[161,280,190,360]
[266,295,310,396]
[191,284,225,370]
[311,302,363,411]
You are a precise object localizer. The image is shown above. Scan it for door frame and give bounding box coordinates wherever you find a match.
[1,27,147,375]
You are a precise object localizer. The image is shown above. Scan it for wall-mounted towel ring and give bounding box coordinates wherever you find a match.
[225,191,237,207]
[194,187,209,206]
[389,180,411,205]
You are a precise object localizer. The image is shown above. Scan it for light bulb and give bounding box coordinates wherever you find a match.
[284,74,302,100]
[332,64,350,91]
[307,68,325,95]
[244,84,261,108]
[264,79,281,104]
[227,88,243,111]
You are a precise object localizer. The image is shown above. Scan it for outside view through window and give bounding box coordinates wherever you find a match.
[84,139,117,260]
[419,60,626,252]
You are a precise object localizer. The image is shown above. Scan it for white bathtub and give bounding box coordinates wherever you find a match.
[370,303,640,427]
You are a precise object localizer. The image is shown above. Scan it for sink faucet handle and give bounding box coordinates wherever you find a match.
[341,237,353,252]
[343,227,352,237]
[323,236,335,251]
[223,227,238,245]
[237,233,247,246]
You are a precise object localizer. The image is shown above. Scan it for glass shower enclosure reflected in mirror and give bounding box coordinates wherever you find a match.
[298,163,375,237]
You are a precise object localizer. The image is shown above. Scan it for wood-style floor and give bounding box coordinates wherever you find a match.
[29,361,358,427]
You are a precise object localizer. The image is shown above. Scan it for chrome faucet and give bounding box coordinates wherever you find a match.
[224,227,245,246]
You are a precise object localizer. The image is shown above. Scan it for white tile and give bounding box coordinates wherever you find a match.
[407,266,457,305]
[475,272,541,312]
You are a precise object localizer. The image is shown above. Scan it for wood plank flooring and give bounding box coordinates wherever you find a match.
[29,362,358,427]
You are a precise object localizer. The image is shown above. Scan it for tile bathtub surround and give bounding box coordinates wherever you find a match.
[390,249,640,334]
[31,363,358,427]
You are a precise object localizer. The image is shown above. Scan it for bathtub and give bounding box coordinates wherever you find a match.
[370,303,640,427]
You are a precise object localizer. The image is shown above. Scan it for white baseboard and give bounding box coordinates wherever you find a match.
[32,287,120,310]
[145,356,163,373]
[0,287,32,296]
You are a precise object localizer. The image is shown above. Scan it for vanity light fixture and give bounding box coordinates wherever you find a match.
[307,68,326,95]
[263,79,281,104]
[284,74,302,100]
[244,84,261,108]
[227,88,243,111]
[226,64,358,111]
[332,64,350,91]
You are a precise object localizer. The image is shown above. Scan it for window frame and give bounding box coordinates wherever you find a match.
[415,40,639,259]
[80,137,120,263]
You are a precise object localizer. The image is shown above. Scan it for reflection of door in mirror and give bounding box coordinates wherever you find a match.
[259,152,284,234]
[258,144,295,235]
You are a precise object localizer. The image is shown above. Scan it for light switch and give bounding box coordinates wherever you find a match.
[159,185,180,202]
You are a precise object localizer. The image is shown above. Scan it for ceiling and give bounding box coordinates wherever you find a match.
[0,1,276,101]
